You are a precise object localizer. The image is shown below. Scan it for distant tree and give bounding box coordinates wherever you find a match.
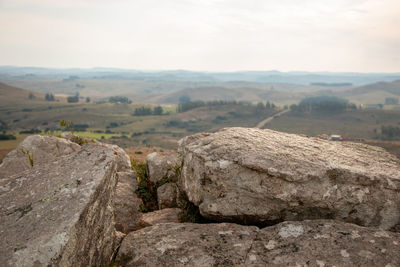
[28,93,35,99]
[0,133,16,140]
[380,125,400,140]
[385,97,399,105]
[133,106,152,116]
[179,95,191,104]
[153,106,163,115]
[271,102,276,109]
[256,102,265,111]
[45,93,55,101]
[294,96,352,114]
[109,96,132,104]
[67,95,79,103]
[266,101,271,109]
[86,97,91,103]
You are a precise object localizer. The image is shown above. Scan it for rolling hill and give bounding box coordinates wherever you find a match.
[338,80,400,104]
[0,82,45,106]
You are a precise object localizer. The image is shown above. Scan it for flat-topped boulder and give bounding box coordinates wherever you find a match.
[0,134,131,266]
[117,220,400,266]
[178,127,400,230]
[118,222,259,266]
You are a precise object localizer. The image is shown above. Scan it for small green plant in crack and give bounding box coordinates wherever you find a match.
[131,158,158,212]
[156,176,169,188]
[20,148,34,167]
[178,192,208,223]
[60,119,74,133]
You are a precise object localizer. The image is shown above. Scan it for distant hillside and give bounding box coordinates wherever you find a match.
[338,80,400,104]
[0,82,44,105]
[1,66,400,85]
[149,86,328,106]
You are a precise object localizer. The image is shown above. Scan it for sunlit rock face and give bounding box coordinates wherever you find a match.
[179,127,400,230]
[0,135,131,267]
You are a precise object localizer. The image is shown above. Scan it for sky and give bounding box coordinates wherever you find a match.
[0,0,399,72]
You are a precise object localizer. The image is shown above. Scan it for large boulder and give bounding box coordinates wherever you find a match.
[178,127,400,230]
[117,220,400,266]
[146,152,179,183]
[0,135,130,266]
[118,222,259,266]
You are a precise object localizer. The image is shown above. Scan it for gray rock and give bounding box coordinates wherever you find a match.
[178,127,400,230]
[136,208,183,229]
[146,152,179,183]
[246,220,400,266]
[0,135,130,266]
[118,222,259,266]
[157,182,178,209]
[114,171,143,234]
[118,220,400,266]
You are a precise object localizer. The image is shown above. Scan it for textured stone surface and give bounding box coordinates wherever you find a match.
[246,220,400,266]
[0,135,130,267]
[157,182,178,209]
[118,220,400,266]
[146,152,179,183]
[114,171,143,234]
[118,222,259,266]
[178,127,400,230]
[136,208,183,229]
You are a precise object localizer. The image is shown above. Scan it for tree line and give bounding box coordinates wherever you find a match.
[133,106,163,116]
[176,100,276,113]
[290,96,356,114]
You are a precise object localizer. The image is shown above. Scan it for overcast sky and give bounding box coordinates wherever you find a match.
[0,0,399,72]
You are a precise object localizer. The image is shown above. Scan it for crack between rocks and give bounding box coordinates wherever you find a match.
[243,230,259,266]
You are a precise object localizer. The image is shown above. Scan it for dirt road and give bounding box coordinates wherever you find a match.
[255,109,290,129]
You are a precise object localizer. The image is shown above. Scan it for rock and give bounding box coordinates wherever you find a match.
[136,208,183,229]
[0,134,130,266]
[114,171,143,234]
[246,220,400,266]
[118,222,259,266]
[146,152,179,183]
[157,182,178,209]
[118,220,400,266]
[178,127,400,230]
[0,134,81,177]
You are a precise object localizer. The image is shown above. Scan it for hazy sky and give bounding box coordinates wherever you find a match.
[0,0,399,72]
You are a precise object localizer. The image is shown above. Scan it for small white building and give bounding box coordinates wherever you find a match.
[330,135,342,141]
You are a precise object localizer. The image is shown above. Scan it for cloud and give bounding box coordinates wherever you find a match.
[0,0,398,71]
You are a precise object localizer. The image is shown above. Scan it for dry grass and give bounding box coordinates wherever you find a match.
[0,148,12,163]
[124,147,177,162]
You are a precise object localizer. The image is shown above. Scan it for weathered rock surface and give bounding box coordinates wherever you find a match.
[118,222,259,266]
[118,220,400,266]
[246,220,400,266]
[0,135,130,266]
[157,182,178,209]
[136,208,183,229]
[178,127,400,230]
[146,152,179,183]
[114,171,143,234]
